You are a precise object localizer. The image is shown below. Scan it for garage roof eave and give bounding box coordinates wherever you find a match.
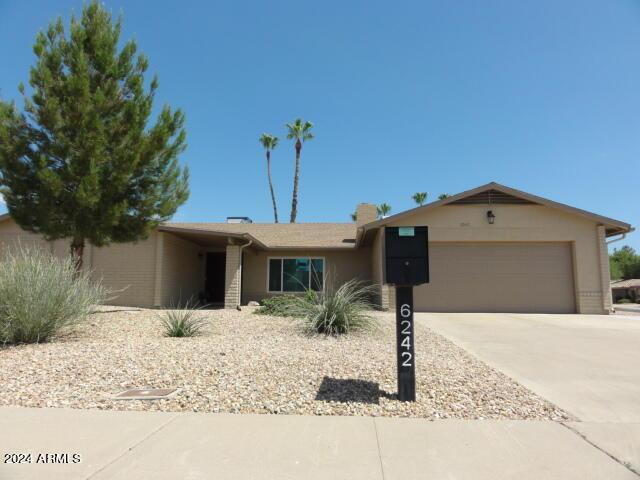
[606,226,635,238]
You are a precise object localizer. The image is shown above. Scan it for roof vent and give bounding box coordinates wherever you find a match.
[226,217,253,224]
[448,189,538,205]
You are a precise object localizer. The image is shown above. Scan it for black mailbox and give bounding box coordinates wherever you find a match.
[384,226,429,286]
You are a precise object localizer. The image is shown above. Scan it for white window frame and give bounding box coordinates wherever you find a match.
[267,256,326,294]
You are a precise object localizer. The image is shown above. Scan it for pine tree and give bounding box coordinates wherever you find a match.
[0,1,189,271]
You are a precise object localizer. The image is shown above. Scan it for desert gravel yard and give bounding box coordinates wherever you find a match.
[0,307,569,420]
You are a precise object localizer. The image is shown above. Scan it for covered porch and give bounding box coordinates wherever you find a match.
[154,226,263,309]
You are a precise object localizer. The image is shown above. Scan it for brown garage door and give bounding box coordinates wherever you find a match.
[415,242,575,313]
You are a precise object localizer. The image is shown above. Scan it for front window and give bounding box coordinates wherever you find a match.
[268,257,324,293]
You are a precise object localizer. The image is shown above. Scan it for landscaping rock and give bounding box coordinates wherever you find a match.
[0,307,569,420]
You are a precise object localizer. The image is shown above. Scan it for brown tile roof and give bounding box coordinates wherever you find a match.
[611,279,640,288]
[160,222,358,249]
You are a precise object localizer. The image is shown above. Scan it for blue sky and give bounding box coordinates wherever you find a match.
[0,0,638,250]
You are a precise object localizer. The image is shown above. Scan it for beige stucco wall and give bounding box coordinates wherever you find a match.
[91,233,158,307]
[241,247,372,304]
[0,219,156,307]
[159,232,203,307]
[0,220,52,254]
[0,218,160,308]
[377,204,611,314]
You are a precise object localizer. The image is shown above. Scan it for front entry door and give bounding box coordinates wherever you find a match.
[205,252,226,304]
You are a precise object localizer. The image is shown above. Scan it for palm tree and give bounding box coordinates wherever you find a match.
[285,118,314,223]
[259,133,280,223]
[350,211,357,222]
[438,193,451,200]
[377,203,392,218]
[412,192,427,206]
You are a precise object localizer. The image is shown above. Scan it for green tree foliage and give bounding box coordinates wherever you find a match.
[0,1,189,270]
[259,133,279,223]
[609,246,640,280]
[377,203,391,218]
[412,192,427,206]
[285,118,313,223]
[438,193,451,200]
[350,211,357,222]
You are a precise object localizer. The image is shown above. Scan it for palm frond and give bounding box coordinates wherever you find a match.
[412,192,427,205]
[377,203,392,218]
[285,118,314,141]
[259,133,278,150]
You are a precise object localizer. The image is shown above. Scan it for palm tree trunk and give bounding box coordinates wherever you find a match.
[70,238,85,274]
[266,151,278,223]
[290,140,301,223]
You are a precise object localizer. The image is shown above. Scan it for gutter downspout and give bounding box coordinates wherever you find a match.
[606,228,634,245]
[235,238,252,310]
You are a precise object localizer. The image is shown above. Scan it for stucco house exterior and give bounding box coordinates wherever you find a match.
[0,182,632,314]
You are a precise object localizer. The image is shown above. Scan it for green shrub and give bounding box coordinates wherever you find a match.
[254,295,299,317]
[617,298,632,304]
[0,246,107,344]
[158,301,207,337]
[292,279,378,335]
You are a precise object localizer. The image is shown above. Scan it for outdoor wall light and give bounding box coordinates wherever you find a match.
[486,210,495,225]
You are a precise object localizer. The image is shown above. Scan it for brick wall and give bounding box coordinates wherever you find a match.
[224,244,241,308]
[597,225,613,313]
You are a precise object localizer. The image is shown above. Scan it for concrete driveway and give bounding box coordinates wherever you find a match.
[418,312,640,473]
[615,304,640,316]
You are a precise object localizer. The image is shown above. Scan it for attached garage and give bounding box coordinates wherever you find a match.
[364,182,632,315]
[414,242,576,313]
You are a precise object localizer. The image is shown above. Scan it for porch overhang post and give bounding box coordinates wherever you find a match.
[224,240,242,309]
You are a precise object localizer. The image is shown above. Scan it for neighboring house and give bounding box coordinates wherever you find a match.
[611,279,640,303]
[0,182,632,314]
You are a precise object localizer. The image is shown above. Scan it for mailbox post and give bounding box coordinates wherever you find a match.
[384,226,429,402]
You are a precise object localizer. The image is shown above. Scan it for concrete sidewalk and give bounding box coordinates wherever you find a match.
[0,407,636,480]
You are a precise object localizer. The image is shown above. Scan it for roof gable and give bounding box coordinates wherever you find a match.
[360,182,632,237]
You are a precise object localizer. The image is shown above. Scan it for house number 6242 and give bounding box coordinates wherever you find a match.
[400,303,412,367]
